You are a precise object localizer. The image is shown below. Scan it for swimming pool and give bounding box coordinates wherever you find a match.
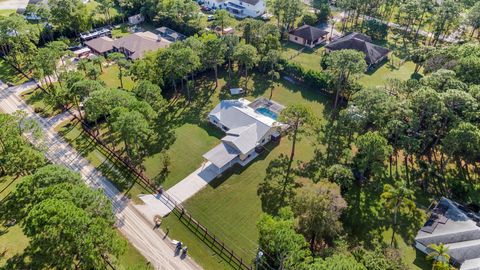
[255,107,278,120]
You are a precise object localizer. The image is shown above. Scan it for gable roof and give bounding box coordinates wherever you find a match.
[325,32,389,65]
[85,36,114,53]
[415,197,480,268]
[112,32,171,59]
[289,25,329,42]
[203,143,239,168]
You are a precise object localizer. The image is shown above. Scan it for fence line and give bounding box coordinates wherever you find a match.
[2,58,253,270]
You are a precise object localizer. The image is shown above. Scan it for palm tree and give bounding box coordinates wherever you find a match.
[381,180,415,246]
[92,55,105,72]
[427,243,452,270]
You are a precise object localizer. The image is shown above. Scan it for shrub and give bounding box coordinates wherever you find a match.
[279,59,332,92]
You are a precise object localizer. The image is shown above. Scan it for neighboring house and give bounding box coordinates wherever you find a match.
[414,197,480,270]
[156,27,187,42]
[204,0,266,18]
[325,32,389,68]
[112,31,171,60]
[128,14,144,25]
[289,25,329,48]
[84,36,114,56]
[80,27,112,42]
[203,98,284,174]
[85,31,171,60]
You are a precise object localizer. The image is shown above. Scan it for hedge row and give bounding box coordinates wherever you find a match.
[279,59,333,94]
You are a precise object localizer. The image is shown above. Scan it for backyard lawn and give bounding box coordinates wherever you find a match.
[281,42,324,72]
[100,65,135,90]
[359,56,420,88]
[282,41,420,89]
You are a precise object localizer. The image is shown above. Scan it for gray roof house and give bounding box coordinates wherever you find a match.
[415,197,480,270]
[325,32,389,67]
[203,98,284,174]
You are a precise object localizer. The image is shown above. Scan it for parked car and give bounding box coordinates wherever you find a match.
[207,15,214,21]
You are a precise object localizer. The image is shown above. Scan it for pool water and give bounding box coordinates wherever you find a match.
[255,107,278,120]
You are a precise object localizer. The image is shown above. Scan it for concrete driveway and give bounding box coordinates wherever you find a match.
[137,162,219,220]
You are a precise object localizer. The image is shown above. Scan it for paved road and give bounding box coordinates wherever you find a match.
[0,82,202,270]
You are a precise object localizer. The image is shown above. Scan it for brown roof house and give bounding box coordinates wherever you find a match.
[85,36,115,56]
[289,25,329,48]
[85,31,171,60]
[325,32,389,68]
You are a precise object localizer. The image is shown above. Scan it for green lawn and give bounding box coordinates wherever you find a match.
[281,41,420,89]
[112,24,131,38]
[359,57,420,88]
[282,42,325,72]
[144,123,222,189]
[382,229,431,270]
[100,65,135,90]
[0,58,28,85]
[85,0,120,22]
[0,9,15,17]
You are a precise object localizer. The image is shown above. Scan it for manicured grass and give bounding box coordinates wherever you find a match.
[85,0,120,22]
[144,123,222,189]
[0,9,15,17]
[100,65,135,90]
[112,24,131,38]
[0,58,28,85]
[359,57,420,88]
[282,42,325,72]
[281,40,420,88]
[382,229,431,270]
[0,224,29,266]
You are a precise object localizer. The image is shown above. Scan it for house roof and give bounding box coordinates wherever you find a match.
[415,197,480,268]
[203,143,239,168]
[208,99,281,155]
[85,36,114,53]
[289,25,329,42]
[240,0,260,5]
[112,31,171,59]
[325,32,389,65]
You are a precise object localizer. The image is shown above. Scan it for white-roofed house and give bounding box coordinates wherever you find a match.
[415,197,480,270]
[203,97,285,175]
